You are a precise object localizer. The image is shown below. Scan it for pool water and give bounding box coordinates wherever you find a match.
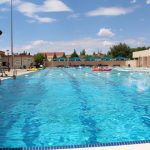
[0,68,150,147]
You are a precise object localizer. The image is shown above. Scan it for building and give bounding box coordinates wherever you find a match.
[2,54,34,69]
[42,52,65,61]
[0,51,5,66]
[133,49,150,67]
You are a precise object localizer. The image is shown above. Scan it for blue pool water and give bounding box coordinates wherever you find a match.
[0,67,150,147]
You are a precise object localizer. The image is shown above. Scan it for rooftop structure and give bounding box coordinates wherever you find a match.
[2,54,34,69]
[42,52,65,61]
[133,49,150,67]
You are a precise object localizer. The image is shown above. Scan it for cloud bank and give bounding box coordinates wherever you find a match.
[9,37,145,55]
[0,0,72,23]
[86,7,134,16]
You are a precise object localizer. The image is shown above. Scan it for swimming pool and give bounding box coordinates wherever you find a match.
[0,67,150,148]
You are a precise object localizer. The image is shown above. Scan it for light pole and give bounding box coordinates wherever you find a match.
[21,54,23,68]
[10,0,16,79]
[6,50,9,71]
[11,0,14,69]
[6,50,10,71]
[0,30,2,68]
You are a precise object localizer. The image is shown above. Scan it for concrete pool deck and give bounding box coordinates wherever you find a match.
[0,69,35,80]
[62,143,150,150]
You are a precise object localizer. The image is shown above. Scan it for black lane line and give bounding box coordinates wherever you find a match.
[61,68,100,144]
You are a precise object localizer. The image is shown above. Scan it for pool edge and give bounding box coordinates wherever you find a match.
[1,140,150,150]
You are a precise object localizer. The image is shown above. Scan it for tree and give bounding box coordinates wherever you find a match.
[34,53,45,65]
[71,49,79,58]
[80,49,86,56]
[62,53,66,58]
[53,53,57,59]
[93,52,96,56]
[107,43,131,58]
[131,46,150,52]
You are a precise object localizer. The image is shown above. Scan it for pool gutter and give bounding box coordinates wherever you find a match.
[0,140,150,150]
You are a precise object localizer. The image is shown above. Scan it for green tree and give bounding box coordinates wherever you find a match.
[131,46,150,52]
[53,53,57,59]
[71,49,79,58]
[93,52,96,56]
[80,49,86,56]
[62,53,66,58]
[34,53,45,64]
[107,43,131,58]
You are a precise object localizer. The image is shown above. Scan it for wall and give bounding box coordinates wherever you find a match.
[125,60,137,67]
[2,56,34,69]
[46,60,126,67]
[132,49,150,67]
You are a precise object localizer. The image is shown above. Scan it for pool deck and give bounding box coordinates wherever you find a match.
[0,69,34,80]
[62,144,150,150]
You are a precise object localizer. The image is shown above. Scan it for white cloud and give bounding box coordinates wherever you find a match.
[0,0,72,23]
[17,38,114,54]
[16,0,72,23]
[146,0,150,4]
[0,0,10,4]
[97,28,115,37]
[17,2,38,16]
[42,0,72,12]
[17,0,71,15]
[31,15,56,23]
[13,1,56,23]
[130,0,137,4]
[0,0,21,5]
[12,37,146,55]
[86,7,133,16]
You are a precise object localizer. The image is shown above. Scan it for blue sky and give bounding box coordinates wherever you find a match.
[0,0,150,54]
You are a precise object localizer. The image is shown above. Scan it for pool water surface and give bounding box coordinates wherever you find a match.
[0,68,150,147]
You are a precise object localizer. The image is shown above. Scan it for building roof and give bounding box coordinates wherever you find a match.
[133,49,150,58]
